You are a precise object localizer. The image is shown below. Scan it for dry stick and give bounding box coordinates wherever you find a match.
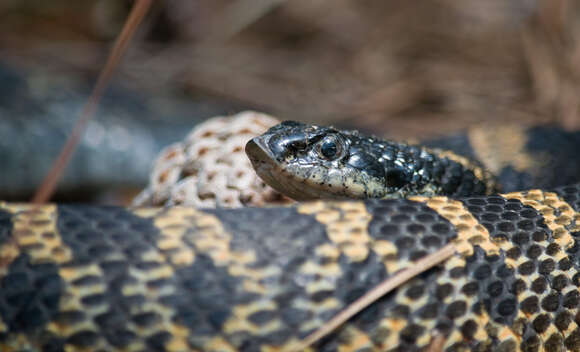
[425,334,447,352]
[32,0,153,204]
[292,243,457,352]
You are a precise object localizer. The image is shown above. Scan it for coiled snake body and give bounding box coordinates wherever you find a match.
[1,121,580,352]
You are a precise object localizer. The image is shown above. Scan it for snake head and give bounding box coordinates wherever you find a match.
[245,120,389,200]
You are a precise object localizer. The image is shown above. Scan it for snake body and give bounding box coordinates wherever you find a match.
[2,122,580,351]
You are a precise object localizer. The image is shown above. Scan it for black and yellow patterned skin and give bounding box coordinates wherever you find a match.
[0,183,579,351]
[423,125,580,192]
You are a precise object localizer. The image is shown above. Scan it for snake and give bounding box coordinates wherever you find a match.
[1,120,580,351]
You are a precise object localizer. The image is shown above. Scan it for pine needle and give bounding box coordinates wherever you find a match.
[32,0,153,204]
[290,243,456,351]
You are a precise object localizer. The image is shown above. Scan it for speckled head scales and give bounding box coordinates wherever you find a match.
[245,120,391,200]
[247,120,496,200]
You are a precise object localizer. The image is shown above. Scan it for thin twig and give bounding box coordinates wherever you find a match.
[291,243,456,351]
[32,0,153,204]
[425,334,447,352]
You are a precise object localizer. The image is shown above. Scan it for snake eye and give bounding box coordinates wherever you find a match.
[317,135,343,160]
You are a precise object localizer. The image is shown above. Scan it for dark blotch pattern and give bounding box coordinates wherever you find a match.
[463,193,580,351]
[207,207,332,345]
[554,183,580,212]
[524,127,580,190]
[427,127,580,192]
[56,205,177,349]
[0,208,12,248]
[366,199,457,263]
[358,199,470,349]
[1,183,580,351]
[58,205,257,350]
[0,254,63,333]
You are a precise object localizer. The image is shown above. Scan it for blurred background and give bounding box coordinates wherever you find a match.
[1,0,579,203]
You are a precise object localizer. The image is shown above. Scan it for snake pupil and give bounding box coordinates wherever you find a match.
[320,138,338,159]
